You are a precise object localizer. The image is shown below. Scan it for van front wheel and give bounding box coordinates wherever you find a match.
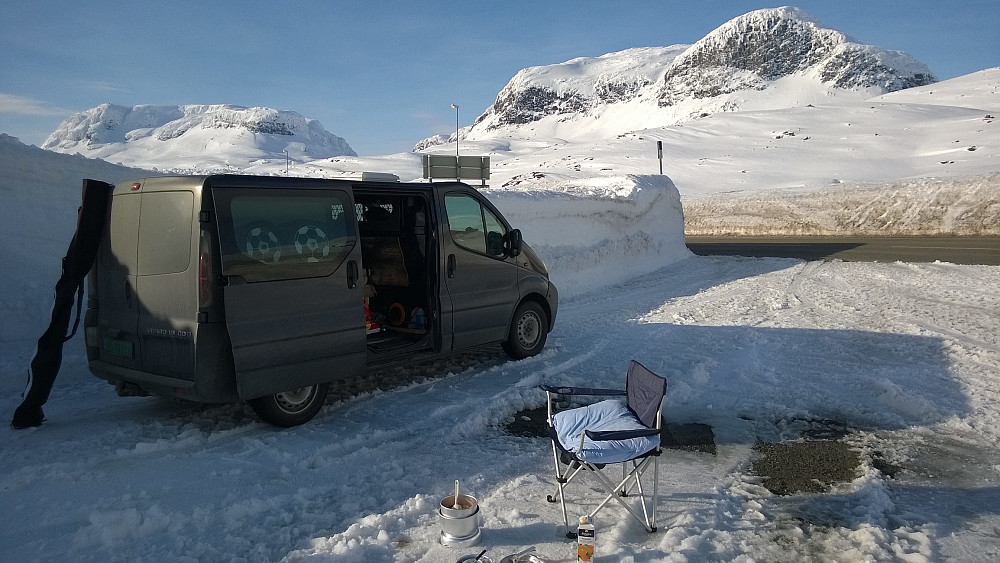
[502,301,548,359]
[248,383,330,427]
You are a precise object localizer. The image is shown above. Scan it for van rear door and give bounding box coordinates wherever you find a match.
[95,179,200,378]
[95,188,142,371]
[211,183,365,400]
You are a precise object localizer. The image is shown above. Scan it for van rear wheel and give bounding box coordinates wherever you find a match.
[502,301,548,359]
[248,383,329,427]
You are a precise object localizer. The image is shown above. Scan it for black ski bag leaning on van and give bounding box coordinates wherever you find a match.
[11,179,112,430]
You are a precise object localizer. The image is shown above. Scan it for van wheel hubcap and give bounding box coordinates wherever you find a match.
[275,386,316,413]
[517,311,541,349]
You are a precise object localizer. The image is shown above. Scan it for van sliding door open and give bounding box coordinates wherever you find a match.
[212,185,365,400]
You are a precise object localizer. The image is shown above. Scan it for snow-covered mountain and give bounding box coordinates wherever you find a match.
[432,7,935,147]
[656,6,934,106]
[42,104,356,171]
[472,45,688,132]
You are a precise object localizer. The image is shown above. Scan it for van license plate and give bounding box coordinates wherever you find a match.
[102,338,133,359]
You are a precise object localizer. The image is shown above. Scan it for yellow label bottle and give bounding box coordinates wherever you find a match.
[577,516,595,561]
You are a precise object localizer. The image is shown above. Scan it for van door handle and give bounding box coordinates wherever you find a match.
[347,260,358,289]
[447,254,456,278]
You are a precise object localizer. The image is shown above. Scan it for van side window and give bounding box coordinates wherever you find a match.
[445,193,507,258]
[215,188,356,283]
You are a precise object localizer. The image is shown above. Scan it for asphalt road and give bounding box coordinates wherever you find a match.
[685,236,1000,265]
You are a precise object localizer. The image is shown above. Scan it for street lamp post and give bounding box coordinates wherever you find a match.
[451,104,460,180]
[283,149,289,175]
[451,104,459,158]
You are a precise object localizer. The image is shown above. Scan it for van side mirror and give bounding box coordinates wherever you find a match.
[505,229,523,258]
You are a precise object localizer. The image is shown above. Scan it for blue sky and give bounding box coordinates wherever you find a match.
[2,1,997,156]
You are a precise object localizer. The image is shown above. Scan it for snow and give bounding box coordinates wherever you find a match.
[3,248,999,561]
[498,46,687,100]
[2,22,1000,562]
[3,133,1000,563]
[42,104,357,171]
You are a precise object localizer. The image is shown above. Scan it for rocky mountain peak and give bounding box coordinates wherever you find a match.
[427,7,937,150]
[658,7,935,106]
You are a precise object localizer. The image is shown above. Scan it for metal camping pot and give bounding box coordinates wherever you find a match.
[439,494,481,547]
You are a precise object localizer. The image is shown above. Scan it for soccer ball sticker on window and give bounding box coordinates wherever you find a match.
[294,225,330,263]
[245,227,281,264]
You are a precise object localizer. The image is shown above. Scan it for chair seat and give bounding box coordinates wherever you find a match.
[552,399,660,464]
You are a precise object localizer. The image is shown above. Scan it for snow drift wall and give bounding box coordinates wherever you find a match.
[0,136,152,362]
[485,174,691,298]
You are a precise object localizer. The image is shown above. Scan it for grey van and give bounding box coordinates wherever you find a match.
[85,175,557,426]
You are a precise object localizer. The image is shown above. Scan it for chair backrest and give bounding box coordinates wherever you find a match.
[625,360,666,429]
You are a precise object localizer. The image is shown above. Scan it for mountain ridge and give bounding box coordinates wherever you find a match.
[42,103,356,171]
[435,7,936,149]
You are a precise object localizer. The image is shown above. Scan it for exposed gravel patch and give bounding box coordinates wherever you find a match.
[751,439,863,495]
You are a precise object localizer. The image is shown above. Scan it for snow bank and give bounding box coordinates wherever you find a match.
[485,174,690,298]
[0,135,152,350]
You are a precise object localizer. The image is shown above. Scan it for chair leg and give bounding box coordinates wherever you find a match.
[586,459,657,533]
[549,442,592,537]
[652,453,659,532]
[619,463,628,496]
[633,465,651,527]
[548,441,572,537]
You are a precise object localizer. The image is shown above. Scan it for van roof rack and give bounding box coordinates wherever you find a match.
[333,171,401,182]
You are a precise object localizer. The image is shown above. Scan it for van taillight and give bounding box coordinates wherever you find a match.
[198,231,213,309]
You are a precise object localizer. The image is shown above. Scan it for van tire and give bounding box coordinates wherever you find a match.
[502,301,548,359]
[248,383,330,427]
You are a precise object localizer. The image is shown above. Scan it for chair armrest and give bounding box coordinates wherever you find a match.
[585,427,661,441]
[539,385,625,396]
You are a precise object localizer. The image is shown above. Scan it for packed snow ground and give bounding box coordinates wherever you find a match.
[2,256,999,562]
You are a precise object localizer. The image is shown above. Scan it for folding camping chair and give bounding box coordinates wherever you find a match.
[541,360,666,538]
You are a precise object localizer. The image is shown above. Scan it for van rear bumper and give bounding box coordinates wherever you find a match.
[88,360,235,403]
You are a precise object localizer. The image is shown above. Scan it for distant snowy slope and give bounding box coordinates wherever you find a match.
[42,104,356,172]
[445,7,936,147]
[873,67,1000,111]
